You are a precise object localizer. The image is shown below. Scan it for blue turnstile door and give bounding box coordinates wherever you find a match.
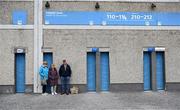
[43,53,53,68]
[87,52,96,91]
[15,53,25,93]
[143,52,151,91]
[43,52,53,93]
[156,52,165,90]
[100,52,110,91]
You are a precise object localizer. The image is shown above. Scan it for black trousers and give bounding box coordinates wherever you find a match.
[42,85,47,93]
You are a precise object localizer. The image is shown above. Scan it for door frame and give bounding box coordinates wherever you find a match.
[86,47,110,92]
[14,48,26,93]
[143,47,166,91]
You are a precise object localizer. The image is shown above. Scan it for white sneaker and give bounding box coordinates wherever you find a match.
[51,92,55,95]
[54,92,58,95]
[42,93,48,96]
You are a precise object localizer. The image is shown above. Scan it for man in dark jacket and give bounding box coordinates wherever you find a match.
[59,59,72,95]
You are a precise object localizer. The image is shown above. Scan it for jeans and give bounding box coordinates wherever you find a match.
[61,77,70,93]
[51,85,57,93]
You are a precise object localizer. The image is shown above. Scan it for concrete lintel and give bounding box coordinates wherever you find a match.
[0,25,34,30]
[42,47,54,53]
[99,48,110,52]
[143,47,165,52]
[43,25,180,30]
[87,47,110,52]
[155,47,165,51]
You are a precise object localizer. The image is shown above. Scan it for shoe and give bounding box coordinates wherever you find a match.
[66,92,69,95]
[54,92,58,95]
[51,92,55,95]
[61,92,64,95]
[42,93,48,96]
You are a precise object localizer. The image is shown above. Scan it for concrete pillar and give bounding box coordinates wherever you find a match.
[151,52,157,91]
[96,52,100,92]
[34,0,43,93]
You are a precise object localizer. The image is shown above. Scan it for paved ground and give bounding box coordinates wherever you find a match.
[0,91,180,110]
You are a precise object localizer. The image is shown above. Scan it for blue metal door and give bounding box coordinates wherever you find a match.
[156,52,165,90]
[100,52,110,91]
[87,52,96,91]
[43,53,53,68]
[15,53,25,93]
[143,52,151,91]
[43,52,53,93]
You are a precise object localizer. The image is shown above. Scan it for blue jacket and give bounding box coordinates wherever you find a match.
[39,65,49,80]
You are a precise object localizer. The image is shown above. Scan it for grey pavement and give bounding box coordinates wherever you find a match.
[0,91,180,110]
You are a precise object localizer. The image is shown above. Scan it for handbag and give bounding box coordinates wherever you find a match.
[41,79,47,85]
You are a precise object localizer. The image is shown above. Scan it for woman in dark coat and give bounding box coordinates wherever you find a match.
[48,64,59,95]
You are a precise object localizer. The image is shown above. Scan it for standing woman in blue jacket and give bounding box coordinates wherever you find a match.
[39,61,49,95]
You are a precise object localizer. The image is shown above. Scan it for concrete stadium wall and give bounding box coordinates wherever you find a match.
[0,1,180,92]
[0,30,34,85]
[43,30,180,84]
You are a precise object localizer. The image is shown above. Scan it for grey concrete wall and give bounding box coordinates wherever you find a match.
[160,31,180,83]
[0,30,34,85]
[0,2,34,24]
[43,30,87,84]
[42,1,180,85]
[44,30,180,84]
[0,1,180,89]
[42,2,180,11]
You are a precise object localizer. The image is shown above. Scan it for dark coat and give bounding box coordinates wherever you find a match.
[48,68,59,86]
[59,64,72,77]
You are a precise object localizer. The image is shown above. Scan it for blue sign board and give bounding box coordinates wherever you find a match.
[92,48,99,52]
[148,47,155,52]
[44,11,180,26]
[12,10,27,25]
